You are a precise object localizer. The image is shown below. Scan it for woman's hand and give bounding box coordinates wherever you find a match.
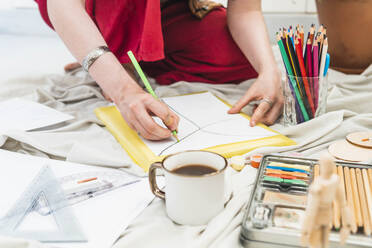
[227,0,283,126]
[47,0,180,141]
[228,70,283,126]
[116,86,180,140]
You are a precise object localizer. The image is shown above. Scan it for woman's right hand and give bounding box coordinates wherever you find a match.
[47,0,179,140]
[116,86,180,141]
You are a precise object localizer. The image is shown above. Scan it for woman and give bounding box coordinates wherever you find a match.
[35,0,283,140]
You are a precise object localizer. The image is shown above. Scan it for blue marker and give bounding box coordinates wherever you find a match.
[323,53,330,76]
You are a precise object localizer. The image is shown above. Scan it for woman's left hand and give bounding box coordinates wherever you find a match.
[228,70,283,126]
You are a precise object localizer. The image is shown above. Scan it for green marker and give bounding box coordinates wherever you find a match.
[277,37,309,121]
[127,51,179,142]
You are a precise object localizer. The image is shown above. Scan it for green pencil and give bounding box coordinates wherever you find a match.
[276,34,309,121]
[127,51,179,142]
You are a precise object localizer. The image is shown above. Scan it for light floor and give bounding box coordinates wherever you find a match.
[0,9,74,82]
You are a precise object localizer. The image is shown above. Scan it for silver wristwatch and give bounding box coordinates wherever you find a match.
[82,46,110,72]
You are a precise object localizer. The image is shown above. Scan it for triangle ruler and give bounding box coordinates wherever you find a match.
[0,165,87,243]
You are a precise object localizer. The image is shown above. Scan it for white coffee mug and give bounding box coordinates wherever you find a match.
[149,150,227,225]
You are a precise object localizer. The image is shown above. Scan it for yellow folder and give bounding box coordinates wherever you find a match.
[95,93,296,172]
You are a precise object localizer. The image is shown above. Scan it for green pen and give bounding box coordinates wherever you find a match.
[127,51,179,142]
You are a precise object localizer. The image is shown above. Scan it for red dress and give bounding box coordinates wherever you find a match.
[35,0,257,85]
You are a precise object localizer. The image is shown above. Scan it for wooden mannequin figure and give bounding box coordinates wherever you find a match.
[301,155,352,248]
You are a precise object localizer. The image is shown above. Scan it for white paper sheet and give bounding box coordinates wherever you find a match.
[0,150,155,248]
[0,98,73,132]
[142,92,277,155]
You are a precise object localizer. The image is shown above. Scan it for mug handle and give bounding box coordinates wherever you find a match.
[149,162,165,199]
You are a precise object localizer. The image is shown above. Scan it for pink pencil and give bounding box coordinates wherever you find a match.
[313,43,319,110]
[306,39,313,100]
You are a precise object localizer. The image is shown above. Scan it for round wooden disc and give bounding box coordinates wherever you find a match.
[328,139,372,162]
[346,132,372,148]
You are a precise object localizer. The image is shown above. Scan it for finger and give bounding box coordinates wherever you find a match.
[250,101,272,126]
[128,108,168,140]
[133,105,171,139]
[64,62,81,72]
[102,90,113,102]
[228,90,256,114]
[132,115,163,140]
[262,100,283,126]
[252,104,258,114]
[120,111,136,130]
[146,99,179,131]
[163,111,180,132]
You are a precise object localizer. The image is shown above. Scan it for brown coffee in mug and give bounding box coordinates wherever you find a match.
[172,164,217,176]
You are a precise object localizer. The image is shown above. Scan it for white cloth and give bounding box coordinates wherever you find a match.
[0,45,371,247]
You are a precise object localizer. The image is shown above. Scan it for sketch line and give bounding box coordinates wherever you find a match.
[158,103,267,155]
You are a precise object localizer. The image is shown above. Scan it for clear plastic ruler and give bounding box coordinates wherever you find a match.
[0,165,86,243]
[36,170,141,215]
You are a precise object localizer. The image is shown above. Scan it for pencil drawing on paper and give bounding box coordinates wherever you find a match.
[141,92,277,156]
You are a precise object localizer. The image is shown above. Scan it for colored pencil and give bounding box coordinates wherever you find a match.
[277,34,309,121]
[127,51,179,141]
[312,42,319,110]
[319,38,328,79]
[362,169,372,232]
[350,168,363,228]
[356,168,372,235]
[318,33,325,63]
[333,165,341,229]
[343,167,358,233]
[338,166,347,230]
[323,53,330,76]
[266,166,308,173]
[285,36,299,81]
[276,24,332,122]
[295,39,315,116]
[304,32,310,60]
[265,169,308,179]
[300,25,304,50]
[309,24,315,44]
[314,164,319,179]
[306,39,313,99]
[281,30,304,123]
[289,26,295,48]
[269,162,310,171]
[286,37,311,119]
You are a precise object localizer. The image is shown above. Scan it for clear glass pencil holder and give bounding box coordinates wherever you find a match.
[282,74,328,126]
